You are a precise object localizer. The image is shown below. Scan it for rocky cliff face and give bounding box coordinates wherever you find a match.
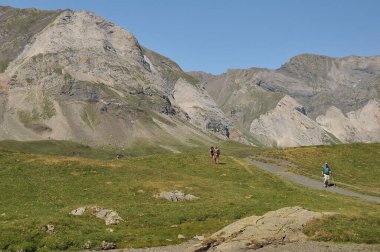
[0,7,240,147]
[191,54,380,147]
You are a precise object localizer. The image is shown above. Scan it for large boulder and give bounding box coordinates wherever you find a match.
[199,206,332,251]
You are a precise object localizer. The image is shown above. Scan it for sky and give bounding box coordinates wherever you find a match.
[1,0,380,74]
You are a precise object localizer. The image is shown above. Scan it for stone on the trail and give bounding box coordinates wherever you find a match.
[101,241,117,250]
[201,206,332,251]
[70,207,86,216]
[170,224,178,228]
[90,207,123,225]
[178,234,186,239]
[153,190,199,202]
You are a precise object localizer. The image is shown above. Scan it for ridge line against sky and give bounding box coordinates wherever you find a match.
[1,0,380,74]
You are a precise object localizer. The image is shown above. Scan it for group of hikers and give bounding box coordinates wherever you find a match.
[209,146,221,164]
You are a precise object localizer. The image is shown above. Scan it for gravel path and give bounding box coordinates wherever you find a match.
[249,159,380,204]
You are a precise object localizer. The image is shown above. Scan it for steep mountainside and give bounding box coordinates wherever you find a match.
[0,7,243,147]
[190,54,380,146]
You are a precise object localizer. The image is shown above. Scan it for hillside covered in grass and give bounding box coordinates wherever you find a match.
[0,141,379,250]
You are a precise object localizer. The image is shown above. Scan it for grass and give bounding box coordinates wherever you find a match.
[304,214,380,244]
[81,104,99,129]
[256,143,380,196]
[0,61,9,73]
[17,110,52,133]
[42,96,56,119]
[0,141,379,250]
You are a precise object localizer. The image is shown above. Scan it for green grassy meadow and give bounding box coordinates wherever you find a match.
[0,141,379,251]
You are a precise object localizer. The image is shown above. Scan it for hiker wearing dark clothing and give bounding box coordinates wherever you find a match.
[215,146,221,164]
[322,161,332,188]
[210,146,215,164]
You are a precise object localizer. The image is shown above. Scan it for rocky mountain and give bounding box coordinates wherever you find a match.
[0,6,379,148]
[0,6,243,148]
[190,54,380,147]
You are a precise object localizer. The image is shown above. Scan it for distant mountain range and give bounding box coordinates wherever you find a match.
[0,6,379,147]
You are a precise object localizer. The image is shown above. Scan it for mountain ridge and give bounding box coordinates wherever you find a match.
[0,6,379,147]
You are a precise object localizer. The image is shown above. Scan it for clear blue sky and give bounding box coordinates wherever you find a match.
[1,0,380,74]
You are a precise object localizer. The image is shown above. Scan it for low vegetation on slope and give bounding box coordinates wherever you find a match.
[0,141,379,250]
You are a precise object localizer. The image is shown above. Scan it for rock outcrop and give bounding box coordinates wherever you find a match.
[199,206,331,251]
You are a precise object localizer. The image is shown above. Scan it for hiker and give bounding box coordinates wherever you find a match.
[209,146,215,164]
[215,146,221,164]
[321,161,332,188]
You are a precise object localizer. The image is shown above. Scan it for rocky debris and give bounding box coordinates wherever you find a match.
[45,224,55,235]
[199,206,330,251]
[69,206,123,225]
[70,207,86,216]
[90,207,123,225]
[101,241,117,250]
[153,190,199,202]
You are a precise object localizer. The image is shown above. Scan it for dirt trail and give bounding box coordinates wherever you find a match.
[249,159,380,204]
